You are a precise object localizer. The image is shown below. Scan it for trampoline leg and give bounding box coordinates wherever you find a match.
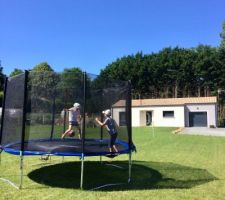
[80,153,84,189]
[128,151,132,183]
[19,151,24,189]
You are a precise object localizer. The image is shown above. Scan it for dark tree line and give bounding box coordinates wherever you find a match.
[98,45,222,99]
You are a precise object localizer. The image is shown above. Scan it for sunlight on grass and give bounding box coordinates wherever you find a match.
[1,127,225,199]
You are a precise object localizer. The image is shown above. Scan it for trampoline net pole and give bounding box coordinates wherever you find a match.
[50,88,56,140]
[127,80,132,151]
[63,110,66,133]
[128,151,132,183]
[0,76,7,166]
[81,72,86,154]
[0,76,8,148]
[19,151,24,189]
[21,71,29,153]
[80,153,84,189]
[19,71,28,189]
[80,72,86,190]
[100,112,103,163]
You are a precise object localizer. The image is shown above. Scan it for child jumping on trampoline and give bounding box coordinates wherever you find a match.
[95,109,118,153]
[61,102,81,139]
[41,103,81,161]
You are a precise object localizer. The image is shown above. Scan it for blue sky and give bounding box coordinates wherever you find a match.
[0,0,225,76]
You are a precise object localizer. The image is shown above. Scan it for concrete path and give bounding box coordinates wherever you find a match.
[181,127,225,137]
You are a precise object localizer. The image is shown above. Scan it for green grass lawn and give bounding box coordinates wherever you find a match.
[1,127,225,200]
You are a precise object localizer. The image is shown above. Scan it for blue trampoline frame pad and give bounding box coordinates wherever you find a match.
[2,138,131,156]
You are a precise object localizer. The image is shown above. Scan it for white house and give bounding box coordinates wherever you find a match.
[112,96,217,127]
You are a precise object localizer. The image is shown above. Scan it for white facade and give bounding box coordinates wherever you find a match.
[131,106,185,127]
[112,97,217,128]
[112,107,126,125]
[184,104,217,127]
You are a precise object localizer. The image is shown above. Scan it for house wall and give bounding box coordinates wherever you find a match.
[185,104,217,127]
[152,106,185,127]
[112,107,125,126]
[112,103,217,128]
[131,106,185,127]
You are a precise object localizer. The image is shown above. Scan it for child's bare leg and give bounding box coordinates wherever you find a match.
[61,131,68,139]
[61,130,69,138]
[77,126,81,139]
[113,145,118,152]
[61,125,72,139]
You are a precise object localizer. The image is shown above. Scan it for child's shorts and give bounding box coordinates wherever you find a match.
[109,133,118,147]
[69,121,79,126]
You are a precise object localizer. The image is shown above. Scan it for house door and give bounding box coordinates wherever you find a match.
[189,112,207,127]
[146,111,152,126]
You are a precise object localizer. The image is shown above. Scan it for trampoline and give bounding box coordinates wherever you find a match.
[0,70,134,189]
[4,138,130,156]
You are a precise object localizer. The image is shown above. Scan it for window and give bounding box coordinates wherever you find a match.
[119,112,126,126]
[163,111,174,118]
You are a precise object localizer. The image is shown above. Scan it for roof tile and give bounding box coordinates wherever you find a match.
[112,96,217,107]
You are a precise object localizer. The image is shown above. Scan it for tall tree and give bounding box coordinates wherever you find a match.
[217,21,225,126]
[194,45,219,97]
[58,67,83,108]
[220,21,225,49]
[32,62,53,72]
[9,68,23,77]
[29,62,56,112]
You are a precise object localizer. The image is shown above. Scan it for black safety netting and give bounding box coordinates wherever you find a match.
[26,71,84,142]
[1,71,131,155]
[85,73,130,145]
[0,74,25,147]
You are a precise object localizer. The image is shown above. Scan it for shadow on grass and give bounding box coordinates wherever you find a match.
[27,160,218,191]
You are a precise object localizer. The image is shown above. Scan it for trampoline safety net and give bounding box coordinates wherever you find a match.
[0,71,132,156]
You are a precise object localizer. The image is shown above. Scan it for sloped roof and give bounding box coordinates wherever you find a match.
[112,96,217,107]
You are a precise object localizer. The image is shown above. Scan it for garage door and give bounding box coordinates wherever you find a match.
[189,112,207,127]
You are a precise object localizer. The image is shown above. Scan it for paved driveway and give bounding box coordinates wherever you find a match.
[181,127,225,137]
